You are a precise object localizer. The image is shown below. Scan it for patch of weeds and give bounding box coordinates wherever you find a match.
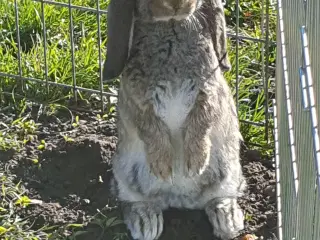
[0,131,21,152]
[0,118,38,152]
[0,115,39,152]
[65,209,128,240]
[0,173,49,239]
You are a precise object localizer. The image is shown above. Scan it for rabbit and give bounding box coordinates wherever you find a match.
[103,0,246,239]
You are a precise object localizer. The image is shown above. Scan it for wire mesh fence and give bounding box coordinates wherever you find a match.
[0,0,115,112]
[0,0,277,149]
[275,0,320,239]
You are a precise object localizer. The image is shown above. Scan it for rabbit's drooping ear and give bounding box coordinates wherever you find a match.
[202,0,231,72]
[102,0,135,81]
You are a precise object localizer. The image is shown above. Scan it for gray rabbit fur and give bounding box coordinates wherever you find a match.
[103,0,246,239]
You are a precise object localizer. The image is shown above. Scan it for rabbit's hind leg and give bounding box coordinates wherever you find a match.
[205,197,244,240]
[122,201,164,240]
[111,162,165,240]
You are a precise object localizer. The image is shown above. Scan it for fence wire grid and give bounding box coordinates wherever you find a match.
[0,0,276,146]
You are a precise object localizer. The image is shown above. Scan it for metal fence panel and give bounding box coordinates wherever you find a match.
[275,6,298,237]
[306,0,320,239]
[276,0,320,239]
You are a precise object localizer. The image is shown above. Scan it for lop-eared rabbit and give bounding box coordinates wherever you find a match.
[103,0,246,239]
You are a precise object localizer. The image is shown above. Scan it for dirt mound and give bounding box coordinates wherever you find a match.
[14,136,116,227]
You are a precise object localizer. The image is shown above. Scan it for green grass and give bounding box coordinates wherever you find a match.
[0,0,112,102]
[0,0,277,239]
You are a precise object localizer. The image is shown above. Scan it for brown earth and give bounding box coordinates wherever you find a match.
[0,110,277,240]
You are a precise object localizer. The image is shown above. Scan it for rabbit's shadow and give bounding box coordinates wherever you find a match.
[75,207,216,240]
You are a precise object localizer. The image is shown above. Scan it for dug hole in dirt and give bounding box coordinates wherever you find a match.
[0,110,277,240]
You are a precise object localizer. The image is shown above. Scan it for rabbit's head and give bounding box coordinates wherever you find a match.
[102,0,205,80]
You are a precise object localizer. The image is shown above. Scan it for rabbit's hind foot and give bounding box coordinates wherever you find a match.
[122,201,164,240]
[205,197,244,240]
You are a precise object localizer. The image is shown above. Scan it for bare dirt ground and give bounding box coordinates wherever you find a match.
[0,109,277,240]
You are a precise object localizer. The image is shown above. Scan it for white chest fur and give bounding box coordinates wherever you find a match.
[152,79,198,176]
[153,79,197,132]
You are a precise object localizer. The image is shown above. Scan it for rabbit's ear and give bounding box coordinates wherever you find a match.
[201,0,231,72]
[102,0,135,81]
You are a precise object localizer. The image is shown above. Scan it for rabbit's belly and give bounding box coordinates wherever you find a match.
[114,142,240,209]
[113,142,206,208]
[119,165,205,208]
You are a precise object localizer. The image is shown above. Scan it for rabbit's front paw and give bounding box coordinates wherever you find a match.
[147,140,173,180]
[123,202,164,240]
[205,198,244,240]
[183,91,213,177]
[184,134,211,177]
